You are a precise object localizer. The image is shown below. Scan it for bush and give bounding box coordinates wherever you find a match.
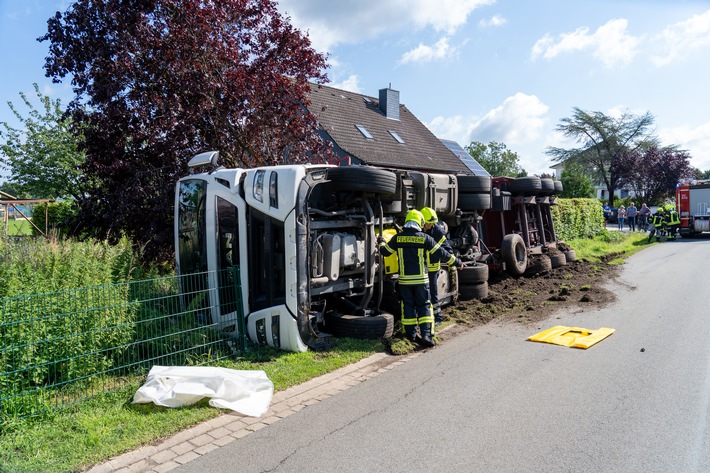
[31,200,78,237]
[551,198,605,240]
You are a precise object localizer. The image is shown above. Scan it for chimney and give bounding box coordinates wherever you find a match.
[379,86,400,120]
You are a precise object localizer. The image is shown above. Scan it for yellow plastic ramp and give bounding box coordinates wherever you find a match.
[528,325,615,349]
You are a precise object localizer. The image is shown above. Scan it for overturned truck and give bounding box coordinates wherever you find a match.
[174,151,564,352]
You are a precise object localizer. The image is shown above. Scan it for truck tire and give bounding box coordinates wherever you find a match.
[501,233,527,276]
[525,254,552,275]
[457,175,492,193]
[458,192,492,210]
[459,262,489,284]
[563,249,577,262]
[459,282,489,300]
[553,180,563,194]
[508,176,542,196]
[539,178,555,196]
[326,167,398,194]
[324,312,394,339]
[549,252,566,268]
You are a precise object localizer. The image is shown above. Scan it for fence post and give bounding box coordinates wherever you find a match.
[232,265,248,351]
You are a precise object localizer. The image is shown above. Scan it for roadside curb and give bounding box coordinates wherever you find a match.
[87,349,424,472]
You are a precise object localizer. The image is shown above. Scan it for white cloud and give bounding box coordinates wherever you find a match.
[531,18,640,68]
[399,37,455,64]
[470,93,549,145]
[651,9,710,66]
[479,14,507,28]
[425,115,477,145]
[329,75,363,94]
[277,0,494,52]
[659,121,710,171]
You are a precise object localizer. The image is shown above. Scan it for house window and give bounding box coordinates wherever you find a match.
[355,124,374,139]
[388,130,405,144]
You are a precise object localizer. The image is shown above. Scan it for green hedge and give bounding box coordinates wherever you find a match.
[551,198,605,240]
[30,201,78,237]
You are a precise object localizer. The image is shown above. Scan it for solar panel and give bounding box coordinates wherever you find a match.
[440,139,490,176]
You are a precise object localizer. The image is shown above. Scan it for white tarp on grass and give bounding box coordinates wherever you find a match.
[132,366,274,417]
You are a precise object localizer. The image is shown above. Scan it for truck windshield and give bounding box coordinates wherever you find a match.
[177,179,207,274]
[248,209,286,312]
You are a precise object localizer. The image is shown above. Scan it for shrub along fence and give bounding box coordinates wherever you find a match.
[0,268,246,419]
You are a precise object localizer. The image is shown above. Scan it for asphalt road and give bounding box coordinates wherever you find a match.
[176,237,710,473]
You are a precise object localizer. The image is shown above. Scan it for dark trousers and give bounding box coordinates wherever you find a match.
[399,283,433,339]
[628,216,636,231]
[428,271,441,322]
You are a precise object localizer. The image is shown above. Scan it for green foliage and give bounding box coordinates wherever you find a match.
[551,198,605,240]
[0,84,85,200]
[465,141,526,177]
[30,200,78,236]
[560,162,594,198]
[547,107,656,206]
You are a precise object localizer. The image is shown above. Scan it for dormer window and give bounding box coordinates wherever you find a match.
[355,124,374,140]
[388,130,405,144]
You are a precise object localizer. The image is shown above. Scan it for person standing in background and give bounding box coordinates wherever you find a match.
[638,203,651,231]
[617,205,627,230]
[627,202,637,232]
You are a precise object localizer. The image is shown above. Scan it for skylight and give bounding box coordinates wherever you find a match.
[388,130,405,144]
[355,124,374,139]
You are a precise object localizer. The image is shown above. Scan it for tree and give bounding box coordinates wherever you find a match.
[0,84,84,200]
[616,146,695,204]
[465,141,526,177]
[559,162,594,198]
[546,107,656,206]
[41,0,331,260]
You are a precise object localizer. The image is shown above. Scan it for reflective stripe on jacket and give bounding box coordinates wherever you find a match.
[425,223,453,273]
[379,227,457,285]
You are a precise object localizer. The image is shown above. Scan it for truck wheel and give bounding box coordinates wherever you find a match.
[563,249,577,262]
[549,252,566,268]
[539,178,555,196]
[459,262,489,284]
[553,180,563,194]
[508,176,542,195]
[326,167,398,194]
[525,255,552,275]
[324,313,395,339]
[459,282,488,300]
[458,192,491,210]
[501,234,527,276]
[457,175,492,193]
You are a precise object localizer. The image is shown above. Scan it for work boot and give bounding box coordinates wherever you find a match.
[405,327,418,344]
[419,323,436,347]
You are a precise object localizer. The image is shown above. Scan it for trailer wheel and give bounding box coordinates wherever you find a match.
[525,254,552,275]
[324,312,395,339]
[459,282,489,300]
[457,175,492,193]
[563,249,577,262]
[553,180,563,194]
[501,234,527,276]
[326,167,398,194]
[548,252,566,268]
[539,178,555,196]
[459,262,489,284]
[508,176,542,195]
[458,192,492,210]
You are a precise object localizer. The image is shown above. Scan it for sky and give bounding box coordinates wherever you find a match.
[2,0,710,178]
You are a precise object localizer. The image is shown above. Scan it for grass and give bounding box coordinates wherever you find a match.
[568,229,650,263]
[0,338,382,473]
[0,228,652,473]
[6,219,33,236]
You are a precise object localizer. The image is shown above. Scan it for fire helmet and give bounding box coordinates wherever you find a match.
[421,207,438,224]
[404,209,425,228]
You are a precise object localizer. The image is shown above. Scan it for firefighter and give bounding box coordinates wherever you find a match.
[378,209,464,347]
[420,207,454,326]
[648,207,666,242]
[665,204,680,240]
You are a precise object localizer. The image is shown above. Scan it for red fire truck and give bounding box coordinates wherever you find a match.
[676,178,710,237]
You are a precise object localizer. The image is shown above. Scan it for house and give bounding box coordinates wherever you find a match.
[550,162,634,200]
[306,84,473,175]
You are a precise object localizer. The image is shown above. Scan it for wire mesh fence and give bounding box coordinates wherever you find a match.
[0,267,247,419]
